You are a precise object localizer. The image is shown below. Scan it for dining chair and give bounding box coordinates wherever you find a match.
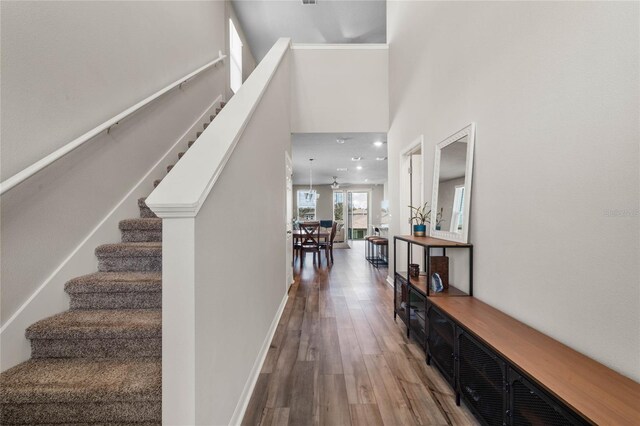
[299,221,321,267]
[319,221,338,264]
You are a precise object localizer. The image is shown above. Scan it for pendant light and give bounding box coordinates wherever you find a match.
[306,158,319,200]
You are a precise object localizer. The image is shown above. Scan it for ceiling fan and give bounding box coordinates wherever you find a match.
[335,136,354,144]
[331,176,340,189]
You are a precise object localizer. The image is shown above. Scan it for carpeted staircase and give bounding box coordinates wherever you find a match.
[0,102,224,425]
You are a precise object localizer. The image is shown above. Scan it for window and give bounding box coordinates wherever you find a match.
[333,191,344,223]
[229,19,243,93]
[297,190,317,220]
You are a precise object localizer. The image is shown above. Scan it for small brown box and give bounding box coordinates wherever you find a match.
[430,256,449,289]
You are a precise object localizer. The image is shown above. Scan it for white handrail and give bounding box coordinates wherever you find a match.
[146,38,291,219]
[0,51,227,196]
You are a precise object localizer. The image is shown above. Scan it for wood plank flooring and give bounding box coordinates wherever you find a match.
[242,242,478,426]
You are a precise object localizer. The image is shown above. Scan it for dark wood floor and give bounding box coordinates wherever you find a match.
[242,242,478,426]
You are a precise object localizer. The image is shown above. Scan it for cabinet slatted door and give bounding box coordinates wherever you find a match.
[408,289,427,350]
[427,305,455,386]
[509,370,588,426]
[394,274,408,326]
[458,331,506,426]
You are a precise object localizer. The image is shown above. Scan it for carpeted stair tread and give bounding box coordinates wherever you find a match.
[96,243,161,258]
[0,358,160,404]
[65,272,161,294]
[119,218,161,231]
[0,102,229,423]
[96,243,162,272]
[26,310,161,340]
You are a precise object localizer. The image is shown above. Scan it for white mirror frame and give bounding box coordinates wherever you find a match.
[430,123,476,243]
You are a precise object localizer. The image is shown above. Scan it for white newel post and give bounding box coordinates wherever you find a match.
[153,212,197,424]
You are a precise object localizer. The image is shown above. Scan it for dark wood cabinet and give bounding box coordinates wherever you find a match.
[408,287,427,349]
[427,304,456,387]
[457,329,507,426]
[507,369,586,426]
[393,273,409,327]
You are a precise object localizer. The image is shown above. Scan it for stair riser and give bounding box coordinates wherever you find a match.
[140,206,157,218]
[69,292,161,310]
[31,338,161,359]
[138,199,157,218]
[98,257,161,272]
[121,230,162,243]
[0,400,160,424]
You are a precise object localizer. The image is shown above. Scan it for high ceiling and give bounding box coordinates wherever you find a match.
[231,0,386,61]
[292,133,388,186]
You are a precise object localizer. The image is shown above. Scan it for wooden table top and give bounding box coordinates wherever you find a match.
[429,296,640,425]
[394,234,472,248]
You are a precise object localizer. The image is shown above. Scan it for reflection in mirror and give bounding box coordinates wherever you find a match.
[431,124,475,243]
[437,136,467,233]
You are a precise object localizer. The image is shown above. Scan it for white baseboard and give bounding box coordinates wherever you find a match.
[386,275,394,289]
[0,94,223,371]
[229,292,289,426]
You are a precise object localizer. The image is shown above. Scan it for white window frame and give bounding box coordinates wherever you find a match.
[297,190,317,220]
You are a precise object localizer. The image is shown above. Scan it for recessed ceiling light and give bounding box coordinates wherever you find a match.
[376,157,387,161]
[373,141,384,147]
[364,178,369,182]
[356,166,363,170]
[337,167,348,172]
[351,157,363,161]
[336,138,345,144]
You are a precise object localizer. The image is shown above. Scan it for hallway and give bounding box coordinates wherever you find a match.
[242,243,478,425]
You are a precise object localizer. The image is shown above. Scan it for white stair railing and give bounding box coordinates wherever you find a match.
[145,38,292,425]
[0,52,226,195]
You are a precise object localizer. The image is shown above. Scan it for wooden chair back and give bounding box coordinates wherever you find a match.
[329,221,338,243]
[301,222,321,247]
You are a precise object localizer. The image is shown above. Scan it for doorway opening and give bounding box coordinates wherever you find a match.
[399,135,425,268]
[290,132,388,260]
[347,191,369,241]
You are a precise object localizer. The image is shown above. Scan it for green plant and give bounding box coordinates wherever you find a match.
[409,202,431,225]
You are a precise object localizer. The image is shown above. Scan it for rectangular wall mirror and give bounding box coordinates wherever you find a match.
[430,123,475,243]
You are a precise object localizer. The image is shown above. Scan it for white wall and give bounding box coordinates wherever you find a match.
[290,45,388,133]
[0,1,230,363]
[387,1,640,381]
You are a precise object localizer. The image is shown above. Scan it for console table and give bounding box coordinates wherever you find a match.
[392,235,640,425]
